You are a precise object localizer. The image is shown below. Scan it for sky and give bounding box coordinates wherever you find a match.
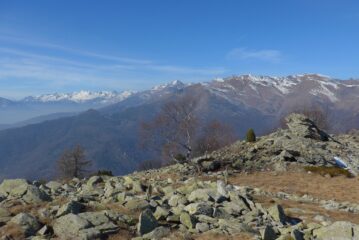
[0,0,359,99]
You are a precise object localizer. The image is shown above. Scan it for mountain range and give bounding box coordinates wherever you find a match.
[0,90,134,127]
[1,74,359,180]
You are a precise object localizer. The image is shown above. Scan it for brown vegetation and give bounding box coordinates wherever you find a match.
[303,166,353,178]
[229,171,359,203]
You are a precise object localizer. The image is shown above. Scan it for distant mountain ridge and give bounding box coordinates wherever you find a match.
[0,90,134,125]
[0,74,359,180]
[21,90,134,104]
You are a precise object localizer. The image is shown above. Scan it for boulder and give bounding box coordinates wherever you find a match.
[78,211,110,227]
[125,198,149,210]
[184,202,213,216]
[153,206,169,220]
[45,181,62,192]
[188,189,215,202]
[260,225,277,240]
[10,213,41,237]
[268,204,286,223]
[56,200,85,217]
[180,212,196,229]
[142,226,171,239]
[0,179,29,197]
[22,185,51,203]
[196,222,210,233]
[53,213,91,238]
[137,209,158,235]
[313,221,354,240]
[168,194,188,207]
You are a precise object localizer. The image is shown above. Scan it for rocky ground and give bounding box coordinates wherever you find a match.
[1,114,359,240]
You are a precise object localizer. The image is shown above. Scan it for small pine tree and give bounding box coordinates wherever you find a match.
[246,128,256,142]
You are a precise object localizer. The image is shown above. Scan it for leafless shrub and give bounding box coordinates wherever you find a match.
[56,145,92,179]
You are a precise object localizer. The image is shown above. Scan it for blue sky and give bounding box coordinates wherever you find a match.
[0,0,359,99]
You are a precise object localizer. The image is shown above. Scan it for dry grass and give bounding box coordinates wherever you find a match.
[255,195,359,224]
[303,166,353,178]
[194,232,255,240]
[107,230,134,240]
[229,171,359,203]
[0,223,25,239]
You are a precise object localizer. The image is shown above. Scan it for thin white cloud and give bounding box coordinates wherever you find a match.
[227,48,282,63]
[0,35,152,65]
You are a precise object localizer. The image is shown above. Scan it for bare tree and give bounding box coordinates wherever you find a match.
[57,145,92,179]
[193,120,238,156]
[140,93,199,163]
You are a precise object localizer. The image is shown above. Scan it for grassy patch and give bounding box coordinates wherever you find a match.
[304,166,353,178]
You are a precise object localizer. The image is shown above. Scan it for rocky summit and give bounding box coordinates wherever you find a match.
[1,114,359,239]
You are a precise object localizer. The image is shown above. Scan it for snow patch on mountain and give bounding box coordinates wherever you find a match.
[151,80,186,91]
[22,90,134,104]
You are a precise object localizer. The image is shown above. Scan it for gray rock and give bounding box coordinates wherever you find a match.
[142,226,170,239]
[22,185,51,203]
[168,194,188,207]
[217,180,229,198]
[180,212,196,229]
[0,179,29,197]
[53,213,91,238]
[292,229,304,240]
[268,204,286,223]
[137,209,158,235]
[78,211,110,226]
[45,181,62,192]
[125,198,149,210]
[10,213,41,237]
[56,200,85,217]
[184,202,213,216]
[153,206,169,220]
[87,176,103,187]
[260,225,277,240]
[196,222,210,233]
[313,221,354,240]
[188,189,215,202]
[37,225,51,236]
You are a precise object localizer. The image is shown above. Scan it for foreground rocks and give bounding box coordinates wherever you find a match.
[0,114,359,239]
[0,171,358,240]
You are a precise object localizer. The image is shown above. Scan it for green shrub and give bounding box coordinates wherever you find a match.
[304,166,353,178]
[95,170,113,176]
[246,128,256,142]
[174,153,187,163]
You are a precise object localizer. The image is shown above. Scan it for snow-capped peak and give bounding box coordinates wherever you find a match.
[22,90,134,104]
[151,80,186,91]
